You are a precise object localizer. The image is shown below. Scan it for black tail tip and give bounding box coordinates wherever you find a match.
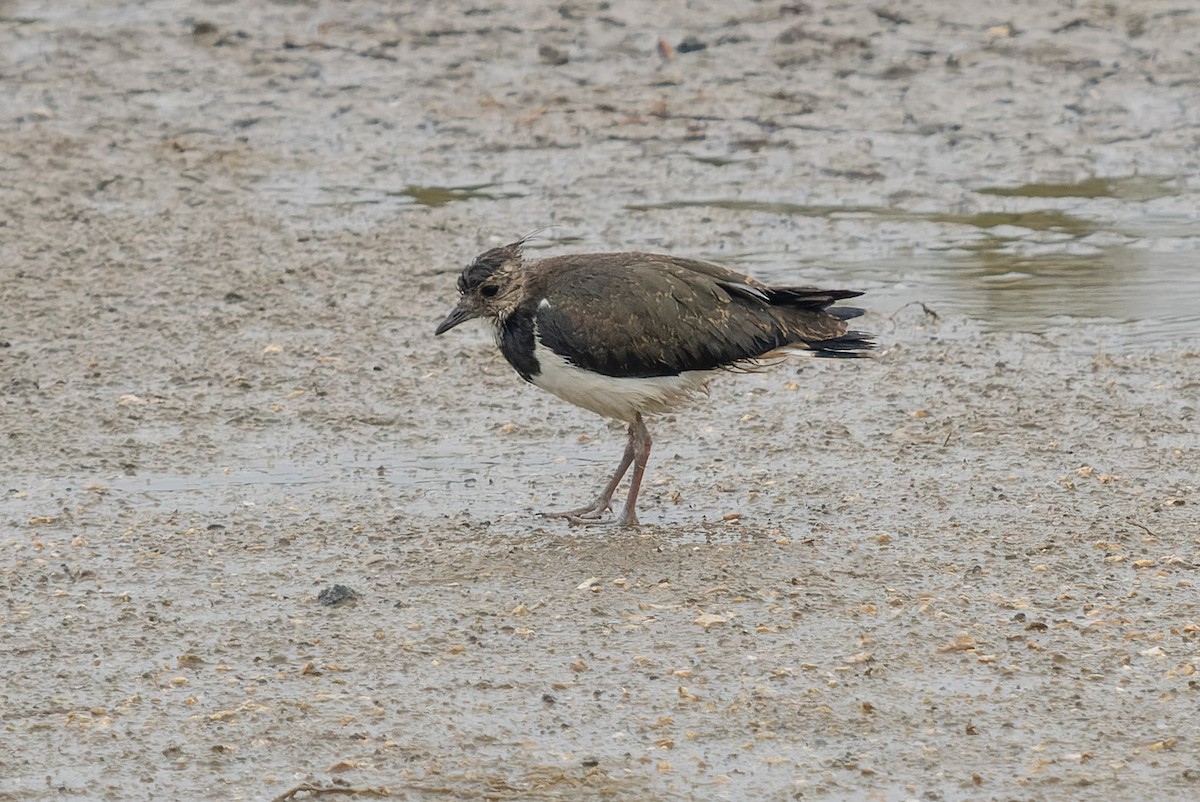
[810,330,875,358]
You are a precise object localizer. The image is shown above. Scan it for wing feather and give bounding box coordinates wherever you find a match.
[528,254,863,378]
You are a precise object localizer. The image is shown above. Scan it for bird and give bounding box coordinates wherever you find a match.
[434,238,874,527]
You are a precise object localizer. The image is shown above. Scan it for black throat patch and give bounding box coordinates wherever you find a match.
[498,307,539,382]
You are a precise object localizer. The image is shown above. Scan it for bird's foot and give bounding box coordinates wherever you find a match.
[542,501,610,523]
[542,503,639,528]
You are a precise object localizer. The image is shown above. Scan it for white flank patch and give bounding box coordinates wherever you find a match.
[538,298,552,309]
[531,339,712,423]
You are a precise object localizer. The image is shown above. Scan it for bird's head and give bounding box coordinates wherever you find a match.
[434,241,527,335]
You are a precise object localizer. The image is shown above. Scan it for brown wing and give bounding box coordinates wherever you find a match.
[527,253,867,378]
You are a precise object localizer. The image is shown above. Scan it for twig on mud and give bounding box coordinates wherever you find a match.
[888,301,940,322]
[1126,519,1158,538]
[271,783,395,802]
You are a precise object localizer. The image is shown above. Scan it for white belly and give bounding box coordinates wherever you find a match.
[530,339,712,423]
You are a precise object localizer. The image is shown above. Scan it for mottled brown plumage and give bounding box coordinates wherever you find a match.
[436,241,873,526]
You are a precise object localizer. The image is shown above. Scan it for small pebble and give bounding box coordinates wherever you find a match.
[317,584,359,607]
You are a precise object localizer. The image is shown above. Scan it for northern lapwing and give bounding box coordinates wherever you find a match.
[435,239,874,526]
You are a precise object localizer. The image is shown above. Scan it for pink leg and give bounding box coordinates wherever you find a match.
[545,414,651,527]
[614,415,651,527]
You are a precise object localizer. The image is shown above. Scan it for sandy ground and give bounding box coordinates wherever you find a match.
[3,1,1200,800]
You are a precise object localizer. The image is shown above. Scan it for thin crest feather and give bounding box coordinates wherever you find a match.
[457,227,559,294]
[519,226,559,246]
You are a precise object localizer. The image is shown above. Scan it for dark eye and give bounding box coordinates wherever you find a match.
[480,284,499,298]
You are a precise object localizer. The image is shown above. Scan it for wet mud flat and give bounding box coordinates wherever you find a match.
[4,322,1199,802]
[3,0,1200,800]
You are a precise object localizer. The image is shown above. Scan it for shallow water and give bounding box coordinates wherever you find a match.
[629,177,1200,343]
